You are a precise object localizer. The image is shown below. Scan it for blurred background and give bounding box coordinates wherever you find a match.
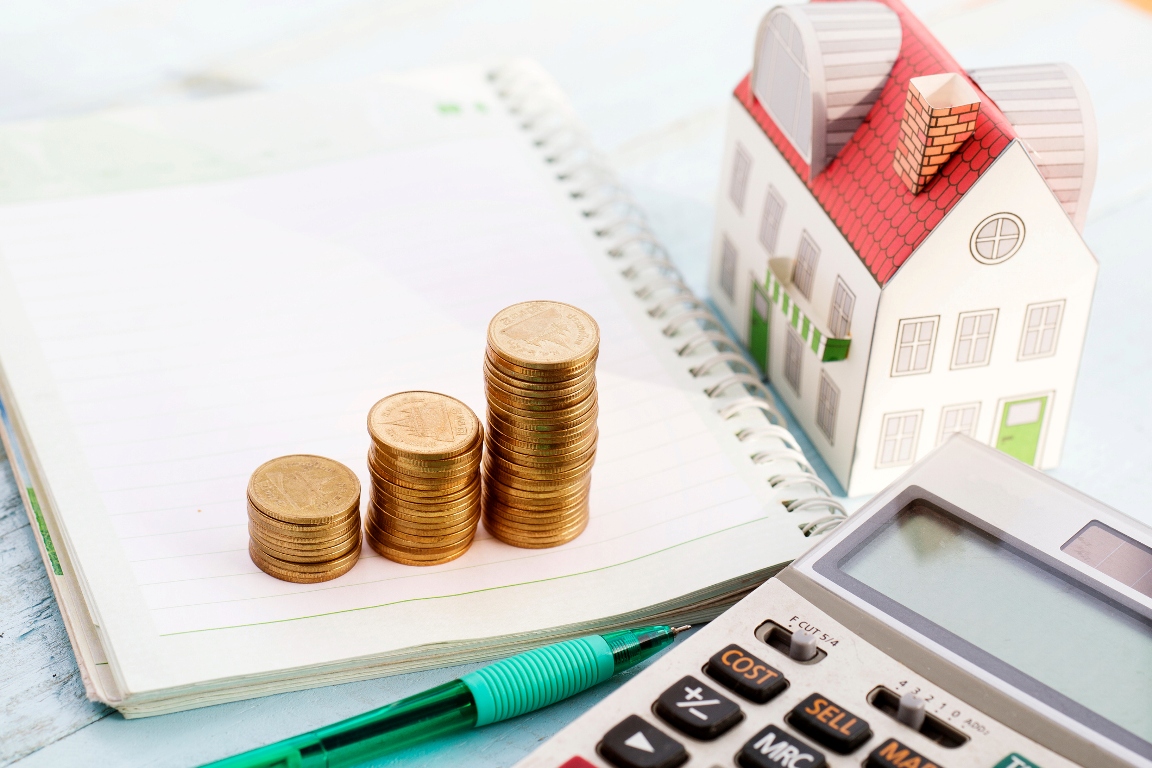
[2,1,1150,765]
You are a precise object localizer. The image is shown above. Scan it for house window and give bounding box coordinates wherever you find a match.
[816,372,839,443]
[891,316,938,376]
[878,410,922,467]
[1019,300,1064,360]
[753,11,812,159]
[759,186,785,255]
[828,277,854,338]
[730,144,752,212]
[784,327,803,394]
[951,309,997,368]
[792,232,819,300]
[719,237,738,301]
[970,213,1025,264]
[939,403,980,444]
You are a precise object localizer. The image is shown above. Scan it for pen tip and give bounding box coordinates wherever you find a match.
[671,625,691,635]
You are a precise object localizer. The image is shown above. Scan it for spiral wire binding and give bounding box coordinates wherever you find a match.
[488,63,847,537]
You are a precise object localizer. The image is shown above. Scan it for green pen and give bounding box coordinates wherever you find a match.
[203,624,689,768]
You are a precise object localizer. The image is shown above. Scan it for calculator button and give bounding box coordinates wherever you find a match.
[653,675,743,740]
[787,692,872,753]
[865,738,944,768]
[738,724,827,768]
[598,714,688,768]
[704,644,787,703]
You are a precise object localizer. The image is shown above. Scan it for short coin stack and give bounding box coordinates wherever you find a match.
[365,392,483,566]
[483,301,599,548]
[247,455,362,583]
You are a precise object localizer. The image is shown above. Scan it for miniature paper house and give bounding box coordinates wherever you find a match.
[708,0,1098,496]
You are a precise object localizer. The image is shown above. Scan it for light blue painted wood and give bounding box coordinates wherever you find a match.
[0,445,109,766]
[2,0,1151,766]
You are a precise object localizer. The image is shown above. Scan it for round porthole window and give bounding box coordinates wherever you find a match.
[970,213,1025,264]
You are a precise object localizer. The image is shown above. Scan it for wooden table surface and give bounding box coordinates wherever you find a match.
[2,0,1150,765]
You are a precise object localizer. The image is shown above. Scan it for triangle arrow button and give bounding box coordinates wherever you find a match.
[623,731,655,753]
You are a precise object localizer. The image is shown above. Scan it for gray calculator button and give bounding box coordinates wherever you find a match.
[738,724,827,768]
[598,714,688,768]
[654,675,743,740]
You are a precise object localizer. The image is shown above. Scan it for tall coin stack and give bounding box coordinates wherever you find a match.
[365,392,483,566]
[247,455,362,583]
[483,301,600,548]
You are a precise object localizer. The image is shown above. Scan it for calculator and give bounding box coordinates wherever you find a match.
[514,435,1152,768]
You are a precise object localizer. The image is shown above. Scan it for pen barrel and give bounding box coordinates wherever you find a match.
[461,636,615,726]
[201,680,477,768]
[315,679,477,768]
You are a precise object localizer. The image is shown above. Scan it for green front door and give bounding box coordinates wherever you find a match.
[749,281,770,373]
[996,395,1049,466]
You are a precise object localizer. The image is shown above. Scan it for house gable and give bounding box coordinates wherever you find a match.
[735,0,1017,286]
[847,140,1097,494]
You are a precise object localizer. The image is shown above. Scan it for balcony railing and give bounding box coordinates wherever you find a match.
[765,260,850,362]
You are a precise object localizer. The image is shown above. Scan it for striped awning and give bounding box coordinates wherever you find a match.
[765,270,850,362]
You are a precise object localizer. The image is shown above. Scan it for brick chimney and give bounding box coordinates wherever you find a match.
[893,73,981,194]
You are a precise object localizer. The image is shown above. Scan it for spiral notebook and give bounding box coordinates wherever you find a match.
[0,61,845,717]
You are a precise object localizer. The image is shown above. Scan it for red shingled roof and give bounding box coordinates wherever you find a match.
[735,0,1016,285]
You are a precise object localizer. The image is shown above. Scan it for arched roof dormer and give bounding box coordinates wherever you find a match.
[753,1,902,180]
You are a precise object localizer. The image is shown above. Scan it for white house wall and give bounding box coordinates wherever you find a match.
[709,97,881,487]
[850,141,1098,495]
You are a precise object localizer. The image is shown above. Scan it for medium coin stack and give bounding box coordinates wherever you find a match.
[365,392,483,566]
[483,301,600,548]
[247,455,362,583]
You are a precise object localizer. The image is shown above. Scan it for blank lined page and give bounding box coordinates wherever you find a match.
[0,92,774,637]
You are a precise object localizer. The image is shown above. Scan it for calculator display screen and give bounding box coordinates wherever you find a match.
[837,503,1152,747]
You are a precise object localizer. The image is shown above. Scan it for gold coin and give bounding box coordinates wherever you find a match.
[369,477,481,506]
[367,446,482,481]
[483,353,597,391]
[248,518,362,550]
[486,412,598,445]
[368,494,480,525]
[247,501,361,538]
[483,474,591,501]
[485,345,598,383]
[484,515,588,549]
[487,418,597,442]
[367,519,479,548]
[251,531,362,563]
[485,440,596,467]
[368,525,476,554]
[368,391,480,461]
[484,435,595,461]
[485,391,598,425]
[367,458,480,492]
[487,301,599,372]
[370,451,482,479]
[249,540,361,582]
[364,529,473,566]
[247,455,360,526]
[367,466,480,499]
[369,509,480,537]
[482,504,588,528]
[484,465,594,493]
[485,451,596,482]
[483,496,588,517]
[484,385,595,416]
[367,460,479,492]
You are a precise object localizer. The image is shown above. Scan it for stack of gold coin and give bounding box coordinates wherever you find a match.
[482,301,600,548]
[364,391,483,566]
[247,455,362,583]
